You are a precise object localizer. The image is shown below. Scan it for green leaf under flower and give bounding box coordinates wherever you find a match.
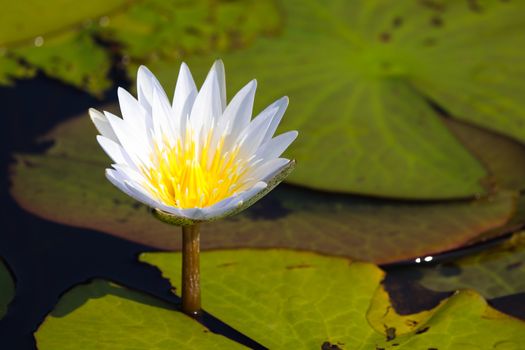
[140,249,525,349]
[35,279,244,350]
[36,250,525,349]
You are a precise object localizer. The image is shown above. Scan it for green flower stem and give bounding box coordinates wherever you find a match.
[182,223,201,317]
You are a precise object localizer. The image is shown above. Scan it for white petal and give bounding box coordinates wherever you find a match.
[123,179,165,209]
[104,111,152,168]
[106,169,156,208]
[255,131,298,161]
[236,181,268,202]
[218,79,257,149]
[235,105,275,160]
[137,65,169,114]
[89,108,118,143]
[189,65,222,140]
[152,86,176,142]
[172,62,198,119]
[244,158,290,184]
[211,59,227,111]
[260,96,289,144]
[111,163,146,184]
[199,182,268,220]
[97,136,134,167]
[117,87,148,130]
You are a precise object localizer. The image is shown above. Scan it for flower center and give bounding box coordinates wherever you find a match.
[142,132,247,209]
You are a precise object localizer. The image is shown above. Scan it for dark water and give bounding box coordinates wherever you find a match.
[0,73,523,349]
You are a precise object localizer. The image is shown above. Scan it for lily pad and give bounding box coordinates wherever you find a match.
[151,0,525,198]
[0,0,127,45]
[0,0,280,95]
[102,0,281,62]
[35,279,244,349]
[0,0,125,92]
[0,258,15,320]
[141,249,525,349]
[10,112,519,264]
[11,30,112,95]
[444,118,525,192]
[417,232,525,299]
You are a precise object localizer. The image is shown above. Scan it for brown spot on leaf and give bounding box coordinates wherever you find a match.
[379,32,391,43]
[321,341,343,350]
[423,37,437,46]
[430,16,443,27]
[405,319,419,327]
[415,326,430,334]
[217,262,238,268]
[392,17,403,28]
[467,0,483,12]
[286,264,312,270]
[385,326,396,341]
[420,0,446,12]
[383,306,392,317]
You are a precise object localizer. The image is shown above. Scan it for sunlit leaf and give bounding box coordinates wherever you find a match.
[417,232,525,299]
[141,250,525,349]
[0,0,127,45]
[11,30,112,95]
[35,280,244,350]
[102,0,281,61]
[0,54,35,85]
[10,112,519,264]
[151,0,525,198]
[0,0,280,95]
[0,0,125,92]
[0,258,15,320]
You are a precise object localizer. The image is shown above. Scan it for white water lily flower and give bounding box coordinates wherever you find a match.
[90,60,297,225]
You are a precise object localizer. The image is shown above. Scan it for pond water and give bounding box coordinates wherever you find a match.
[1,74,523,350]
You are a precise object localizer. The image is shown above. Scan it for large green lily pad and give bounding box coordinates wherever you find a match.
[141,249,525,349]
[0,0,280,95]
[10,112,520,264]
[35,279,244,350]
[0,258,15,320]
[417,232,525,299]
[151,0,525,198]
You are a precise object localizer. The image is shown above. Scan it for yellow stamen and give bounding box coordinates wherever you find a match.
[142,131,246,209]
